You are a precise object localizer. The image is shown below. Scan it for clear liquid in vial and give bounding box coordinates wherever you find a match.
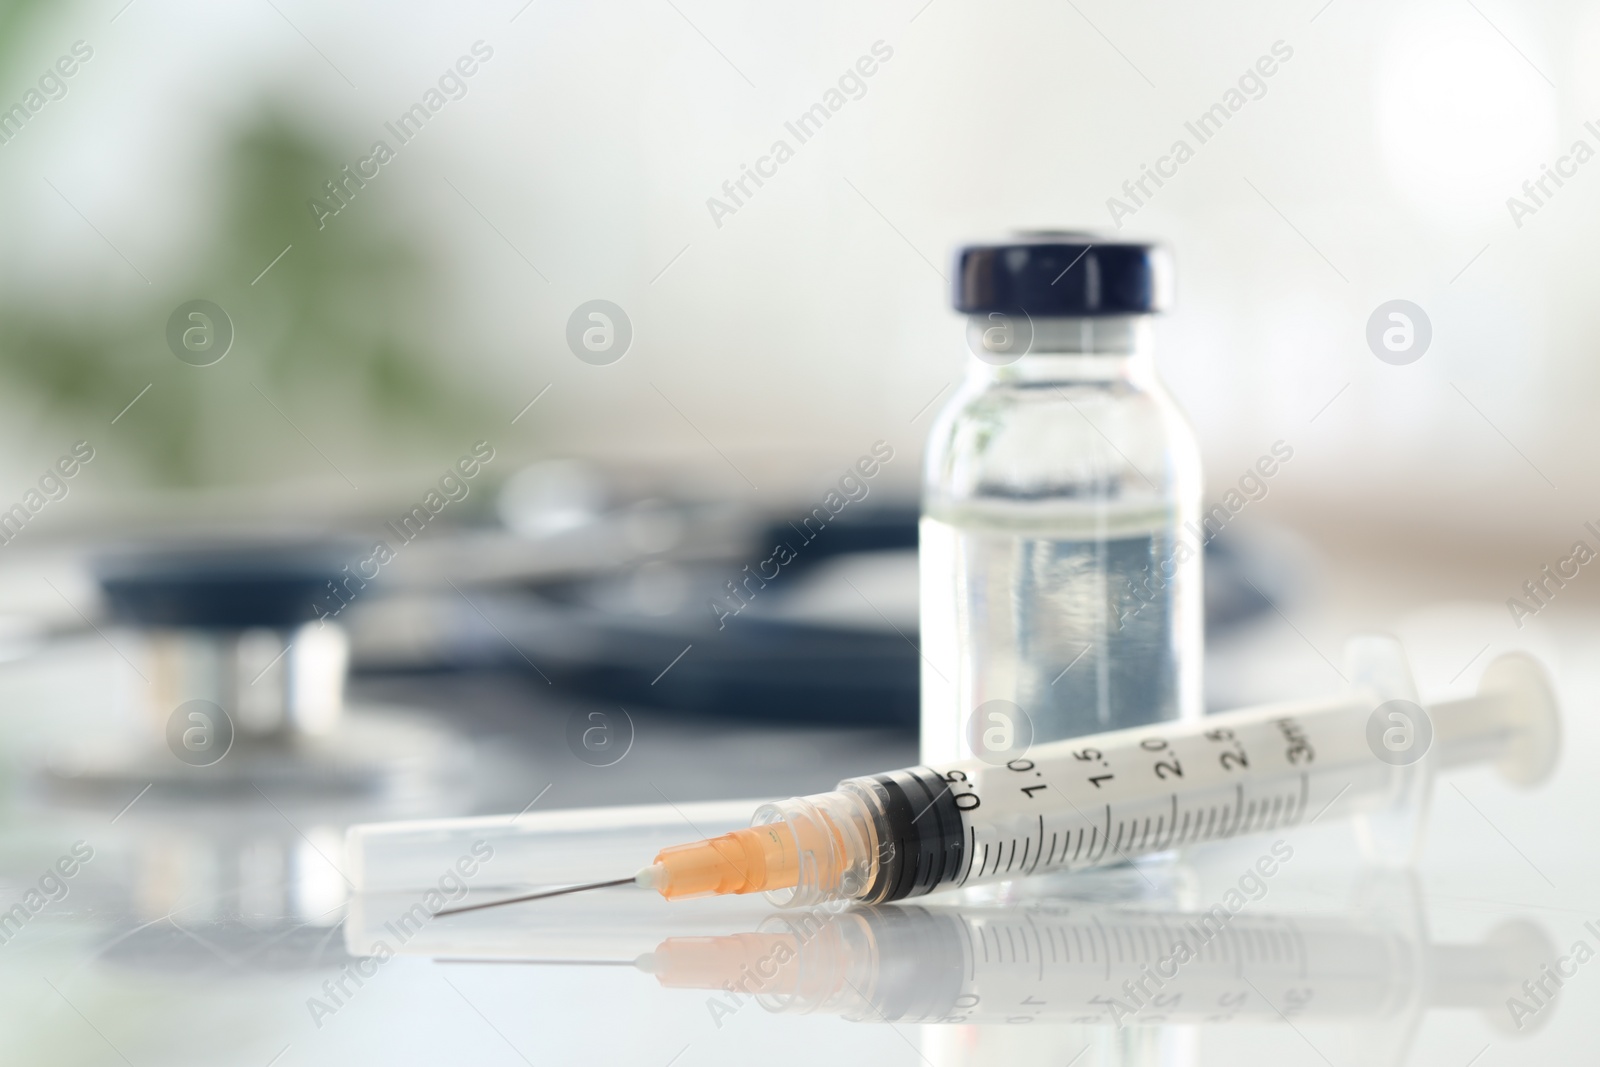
[919,502,1201,763]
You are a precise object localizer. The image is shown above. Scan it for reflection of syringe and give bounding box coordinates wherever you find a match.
[634,903,1553,1032]
[441,647,1558,914]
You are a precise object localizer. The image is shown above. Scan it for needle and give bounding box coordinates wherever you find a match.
[434,876,638,917]
[435,958,638,966]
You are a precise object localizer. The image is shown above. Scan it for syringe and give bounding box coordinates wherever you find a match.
[439,649,1557,914]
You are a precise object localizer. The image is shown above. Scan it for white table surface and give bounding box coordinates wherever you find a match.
[1,593,1594,1067]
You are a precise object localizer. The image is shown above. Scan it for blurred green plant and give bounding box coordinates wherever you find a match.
[4,108,489,487]
[0,1,491,488]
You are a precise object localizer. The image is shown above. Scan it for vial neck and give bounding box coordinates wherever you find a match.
[968,315,1155,384]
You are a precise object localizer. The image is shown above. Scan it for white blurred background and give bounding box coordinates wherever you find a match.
[0,0,1594,601]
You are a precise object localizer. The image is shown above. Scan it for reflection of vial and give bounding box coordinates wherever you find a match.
[920,235,1203,763]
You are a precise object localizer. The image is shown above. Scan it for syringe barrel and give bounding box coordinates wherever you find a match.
[759,655,1554,907]
[837,697,1383,906]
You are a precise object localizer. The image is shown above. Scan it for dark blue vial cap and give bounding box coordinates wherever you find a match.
[952,233,1172,317]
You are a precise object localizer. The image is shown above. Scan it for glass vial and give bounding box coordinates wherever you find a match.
[920,236,1202,763]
